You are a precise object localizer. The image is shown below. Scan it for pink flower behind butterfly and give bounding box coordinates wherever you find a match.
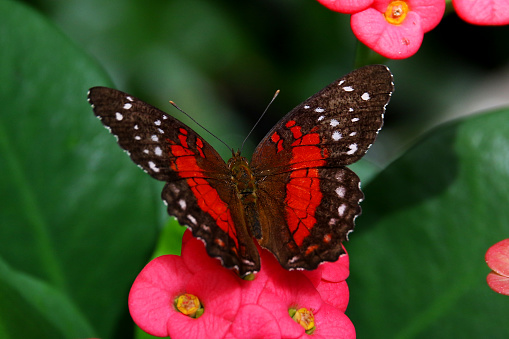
[453,0,509,25]
[129,230,354,338]
[485,238,509,295]
[304,245,351,311]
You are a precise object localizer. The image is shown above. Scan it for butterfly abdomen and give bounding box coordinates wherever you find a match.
[227,153,263,239]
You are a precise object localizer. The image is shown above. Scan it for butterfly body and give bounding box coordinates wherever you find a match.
[88,65,394,276]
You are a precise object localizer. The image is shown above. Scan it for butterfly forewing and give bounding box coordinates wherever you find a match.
[251,65,393,270]
[88,87,260,276]
[251,65,393,173]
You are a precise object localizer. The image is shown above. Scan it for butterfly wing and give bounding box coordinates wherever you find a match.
[250,65,394,270]
[88,87,260,276]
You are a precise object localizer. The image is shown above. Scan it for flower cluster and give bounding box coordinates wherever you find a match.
[317,0,509,59]
[486,238,509,296]
[128,230,354,338]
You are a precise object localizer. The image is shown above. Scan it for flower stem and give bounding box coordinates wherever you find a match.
[354,41,388,67]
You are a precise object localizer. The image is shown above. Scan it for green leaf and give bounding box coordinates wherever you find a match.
[0,0,171,337]
[0,257,94,338]
[348,107,509,338]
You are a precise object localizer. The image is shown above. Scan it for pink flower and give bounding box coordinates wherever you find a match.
[453,0,509,25]
[241,249,354,339]
[485,238,509,295]
[316,0,374,14]
[225,304,281,339]
[256,270,355,339]
[316,248,351,311]
[128,254,242,338]
[350,0,445,59]
[130,230,353,338]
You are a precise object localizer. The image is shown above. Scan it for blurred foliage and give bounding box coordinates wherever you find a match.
[1,0,509,338]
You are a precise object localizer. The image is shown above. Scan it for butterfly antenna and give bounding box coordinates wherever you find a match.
[240,89,280,154]
[169,101,233,153]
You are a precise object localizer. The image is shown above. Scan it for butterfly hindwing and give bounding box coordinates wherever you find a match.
[251,65,393,269]
[88,87,260,276]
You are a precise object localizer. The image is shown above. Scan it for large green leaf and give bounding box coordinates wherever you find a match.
[0,0,167,337]
[0,256,94,338]
[348,107,509,338]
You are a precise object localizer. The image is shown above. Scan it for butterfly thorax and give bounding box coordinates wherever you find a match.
[227,151,262,239]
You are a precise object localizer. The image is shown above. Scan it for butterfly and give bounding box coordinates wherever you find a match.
[88,65,393,277]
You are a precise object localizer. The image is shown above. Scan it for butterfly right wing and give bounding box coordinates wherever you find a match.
[87,87,260,276]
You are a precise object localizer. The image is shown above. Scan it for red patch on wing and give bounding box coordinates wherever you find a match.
[270,132,284,153]
[284,127,326,246]
[168,131,238,248]
[196,138,205,158]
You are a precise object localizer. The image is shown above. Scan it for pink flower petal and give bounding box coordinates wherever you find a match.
[316,281,349,312]
[487,271,509,295]
[257,271,324,338]
[258,291,306,338]
[239,247,279,304]
[181,234,223,273]
[320,250,350,282]
[453,0,509,25]
[182,229,194,246]
[305,303,355,339]
[167,269,242,339]
[351,8,424,59]
[317,0,374,14]
[228,304,281,339]
[128,255,193,337]
[485,238,509,277]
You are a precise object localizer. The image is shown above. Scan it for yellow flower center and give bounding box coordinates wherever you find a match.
[384,1,409,25]
[175,293,203,318]
[289,307,316,334]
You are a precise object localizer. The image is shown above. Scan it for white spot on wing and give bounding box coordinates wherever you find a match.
[126,96,134,102]
[154,146,163,156]
[123,103,132,109]
[338,80,345,86]
[188,215,197,225]
[304,105,310,109]
[143,149,149,154]
[178,199,186,210]
[317,115,325,121]
[115,112,123,121]
[349,132,357,136]
[347,143,358,155]
[361,92,370,101]
[151,135,159,142]
[332,131,342,141]
[134,124,139,130]
[330,119,339,127]
[155,120,161,126]
[315,107,325,113]
[158,128,165,134]
[338,204,347,216]
[349,108,354,112]
[135,135,141,140]
[148,161,160,172]
[336,186,345,198]
[351,117,359,122]
[343,86,354,92]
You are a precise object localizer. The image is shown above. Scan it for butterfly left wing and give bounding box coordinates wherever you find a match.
[88,87,260,276]
[250,65,394,270]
